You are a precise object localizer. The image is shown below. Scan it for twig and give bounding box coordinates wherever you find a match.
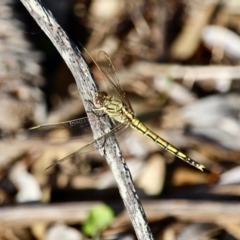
[1,200,240,226]
[118,63,240,84]
[19,0,154,239]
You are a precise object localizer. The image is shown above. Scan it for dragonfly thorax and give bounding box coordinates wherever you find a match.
[93,91,129,124]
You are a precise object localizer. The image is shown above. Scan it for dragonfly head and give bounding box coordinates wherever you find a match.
[94,92,108,107]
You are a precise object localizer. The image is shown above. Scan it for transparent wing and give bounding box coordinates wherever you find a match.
[46,122,128,170]
[97,51,134,114]
[28,117,92,140]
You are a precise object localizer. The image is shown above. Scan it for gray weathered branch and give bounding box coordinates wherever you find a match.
[19,0,153,239]
[1,200,240,226]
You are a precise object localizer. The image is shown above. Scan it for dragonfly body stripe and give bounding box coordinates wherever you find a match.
[130,116,205,171]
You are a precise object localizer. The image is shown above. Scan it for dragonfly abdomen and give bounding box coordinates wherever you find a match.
[130,117,205,171]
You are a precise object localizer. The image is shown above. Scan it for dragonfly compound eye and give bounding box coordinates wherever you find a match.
[94,92,108,105]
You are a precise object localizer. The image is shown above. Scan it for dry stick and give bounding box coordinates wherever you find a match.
[117,64,240,85]
[1,200,240,226]
[19,0,154,239]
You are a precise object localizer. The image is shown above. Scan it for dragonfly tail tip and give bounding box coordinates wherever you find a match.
[45,161,58,170]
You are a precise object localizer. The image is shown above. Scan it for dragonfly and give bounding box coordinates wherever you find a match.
[30,51,205,171]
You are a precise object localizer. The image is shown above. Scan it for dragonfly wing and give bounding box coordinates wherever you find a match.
[28,117,92,140]
[46,122,128,169]
[97,51,134,114]
[45,138,96,170]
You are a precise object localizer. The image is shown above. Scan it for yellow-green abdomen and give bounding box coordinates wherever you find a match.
[130,117,205,171]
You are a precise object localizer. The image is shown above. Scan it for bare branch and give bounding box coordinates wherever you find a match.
[1,200,240,226]
[19,0,153,239]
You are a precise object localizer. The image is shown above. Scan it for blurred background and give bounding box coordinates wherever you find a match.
[1,0,240,239]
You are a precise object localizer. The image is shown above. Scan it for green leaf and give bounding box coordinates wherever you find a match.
[82,204,114,237]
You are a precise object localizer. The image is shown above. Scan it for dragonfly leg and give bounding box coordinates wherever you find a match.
[92,107,108,116]
[93,107,106,111]
[86,99,95,108]
[111,118,117,125]
[85,100,106,117]
[87,110,108,120]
